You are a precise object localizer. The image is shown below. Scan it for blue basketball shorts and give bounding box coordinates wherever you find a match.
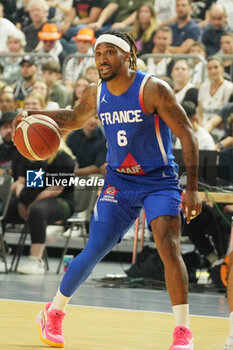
[93,178,183,241]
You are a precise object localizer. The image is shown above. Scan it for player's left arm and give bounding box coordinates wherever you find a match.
[144,77,202,223]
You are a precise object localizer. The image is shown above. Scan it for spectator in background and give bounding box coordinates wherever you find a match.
[0,3,18,52]
[131,3,158,56]
[0,111,26,190]
[217,0,233,27]
[46,0,72,24]
[16,0,32,30]
[218,114,233,183]
[64,28,95,91]
[41,60,71,108]
[1,30,26,86]
[198,55,233,141]
[188,42,207,88]
[36,23,67,66]
[32,79,59,110]
[169,0,201,54]
[154,0,176,26]
[146,26,173,78]
[171,59,198,106]
[70,76,91,109]
[14,56,38,109]
[90,0,154,33]
[174,101,216,150]
[4,138,75,275]
[60,0,107,42]
[219,32,233,81]
[23,0,49,52]
[201,3,233,57]
[204,103,233,151]
[192,0,216,28]
[66,116,107,176]
[84,65,99,84]
[0,89,17,118]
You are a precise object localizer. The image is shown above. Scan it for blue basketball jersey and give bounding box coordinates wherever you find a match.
[97,70,179,189]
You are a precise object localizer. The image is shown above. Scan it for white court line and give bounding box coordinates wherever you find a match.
[0,297,228,319]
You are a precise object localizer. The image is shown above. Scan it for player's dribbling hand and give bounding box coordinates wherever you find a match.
[182,190,202,224]
[11,110,28,143]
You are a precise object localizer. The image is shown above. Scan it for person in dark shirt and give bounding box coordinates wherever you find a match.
[201,3,233,57]
[66,116,107,175]
[23,0,49,52]
[4,139,75,275]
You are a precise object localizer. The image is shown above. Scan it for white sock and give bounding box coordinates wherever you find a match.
[172,304,189,328]
[49,288,71,312]
[229,311,233,338]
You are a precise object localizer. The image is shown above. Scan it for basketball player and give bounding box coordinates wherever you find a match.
[13,31,202,349]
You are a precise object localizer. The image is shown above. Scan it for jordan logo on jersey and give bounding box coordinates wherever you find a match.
[101,94,107,103]
[116,153,145,175]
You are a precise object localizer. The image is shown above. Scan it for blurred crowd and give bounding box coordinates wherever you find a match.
[0,0,233,274]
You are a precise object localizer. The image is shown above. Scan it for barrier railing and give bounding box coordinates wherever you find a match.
[140,53,207,83]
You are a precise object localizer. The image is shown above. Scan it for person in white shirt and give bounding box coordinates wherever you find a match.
[0,3,18,52]
[198,55,233,141]
[174,101,216,150]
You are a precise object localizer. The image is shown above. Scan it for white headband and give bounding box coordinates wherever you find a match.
[94,34,130,53]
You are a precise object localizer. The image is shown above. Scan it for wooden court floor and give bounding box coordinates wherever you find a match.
[0,299,228,350]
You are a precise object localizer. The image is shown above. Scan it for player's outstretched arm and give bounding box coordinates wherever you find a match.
[144,77,202,223]
[12,85,98,140]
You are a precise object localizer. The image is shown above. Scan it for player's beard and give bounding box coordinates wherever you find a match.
[100,71,117,81]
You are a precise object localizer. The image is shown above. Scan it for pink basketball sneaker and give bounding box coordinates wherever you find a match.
[36,302,66,348]
[169,326,194,350]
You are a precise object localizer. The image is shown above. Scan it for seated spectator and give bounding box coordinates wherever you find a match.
[198,55,233,141]
[217,0,233,27]
[205,103,233,151]
[201,3,233,57]
[70,76,91,109]
[168,0,201,54]
[218,112,233,182]
[46,0,72,24]
[64,28,95,91]
[4,139,75,274]
[219,32,233,81]
[16,0,32,31]
[174,101,216,150]
[32,79,59,110]
[84,65,99,84]
[0,111,26,197]
[14,55,39,109]
[23,90,47,110]
[23,0,49,52]
[192,0,216,28]
[36,23,67,66]
[41,60,71,108]
[171,59,198,106]
[131,3,158,56]
[66,116,107,176]
[188,42,207,88]
[0,90,17,119]
[0,3,18,52]
[1,30,26,86]
[60,0,108,47]
[90,0,154,33]
[154,0,176,26]
[146,26,173,78]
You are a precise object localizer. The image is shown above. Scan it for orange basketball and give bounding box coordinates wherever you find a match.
[14,114,61,160]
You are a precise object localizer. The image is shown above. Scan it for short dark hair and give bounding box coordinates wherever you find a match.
[181,101,196,119]
[41,60,61,73]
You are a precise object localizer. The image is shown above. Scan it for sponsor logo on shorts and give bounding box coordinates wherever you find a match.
[104,185,118,196]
